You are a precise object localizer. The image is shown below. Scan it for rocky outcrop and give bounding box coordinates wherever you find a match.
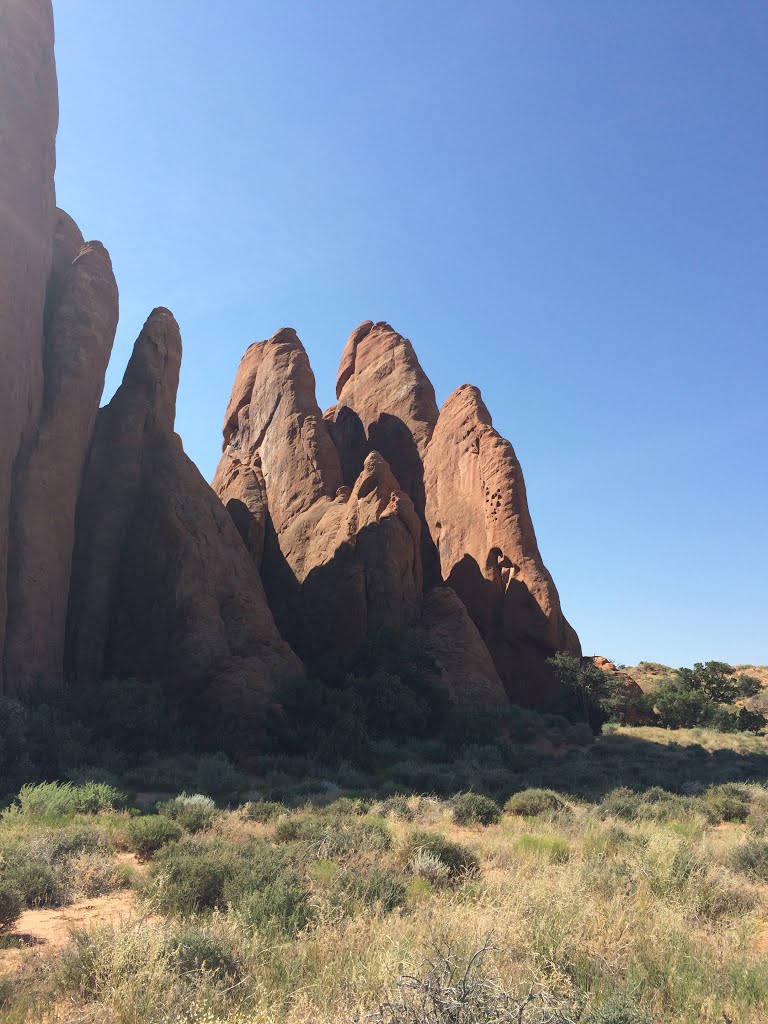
[329,320,441,584]
[420,587,508,708]
[214,330,424,660]
[591,656,650,725]
[4,215,119,688]
[424,384,580,706]
[66,309,301,738]
[216,321,580,711]
[0,0,58,690]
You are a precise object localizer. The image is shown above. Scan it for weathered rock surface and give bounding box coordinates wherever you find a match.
[4,216,119,688]
[0,0,58,690]
[330,321,441,584]
[214,330,424,660]
[66,309,301,738]
[424,384,580,706]
[420,587,508,707]
[591,656,649,725]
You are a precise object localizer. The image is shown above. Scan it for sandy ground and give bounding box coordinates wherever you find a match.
[0,889,141,975]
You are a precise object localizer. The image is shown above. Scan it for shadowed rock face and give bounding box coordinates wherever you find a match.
[0,0,58,690]
[66,310,302,740]
[424,384,581,706]
[4,216,119,689]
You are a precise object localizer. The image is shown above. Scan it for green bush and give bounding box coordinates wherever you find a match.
[402,830,479,880]
[235,873,312,935]
[451,793,501,827]
[700,784,751,823]
[143,840,237,916]
[274,814,392,858]
[166,925,240,980]
[504,788,566,817]
[6,862,62,908]
[0,881,22,932]
[126,815,183,859]
[515,834,570,863]
[1,781,124,825]
[240,800,285,823]
[728,839,768,881]
[330,868,407,915]
[156,793,217,833]
[582,998,654,1024]
[599,787,643,820]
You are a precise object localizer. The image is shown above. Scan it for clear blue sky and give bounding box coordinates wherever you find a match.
[53,1,767,668]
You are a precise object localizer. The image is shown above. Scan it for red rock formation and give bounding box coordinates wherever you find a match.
[330,321,441,583]
[0,0,58,690]
[66,310,302,739]
[213,329,424,660]
[4,216,119,688]
[420,587,508,708]
[424,384,580,706]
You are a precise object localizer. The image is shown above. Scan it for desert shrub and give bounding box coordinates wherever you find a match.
[451,793,501,827]
[688,872,758,920]
[728,839,768,881]
[505,788,565,817]
[514,834,570,863]
[367,941,582,1023]
[408,849,452,887]
[193,755,250,801]
[166,924,240,980]
[236,872,313,935]
[330,868,407,915]
[240,800,285,823]
[126,815,183,859]
[275,813,392,858]
[402,830,478,880]
[700,784,751,823]
[582,998,654,1024]
[599,787,643,820]
[156,793,217,832]
[72,781,127,814]
[5,862,62,907]
[321,796,371,817]
[377,796,415,821]
[2,781,124,825]
[0,881,23,932]
[143,839,238,915]
[68,853,131,899]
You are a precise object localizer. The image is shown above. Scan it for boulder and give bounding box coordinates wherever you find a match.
[424,384,580,706]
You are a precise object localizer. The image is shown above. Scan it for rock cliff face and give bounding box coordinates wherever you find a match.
[214,323,580,708]
[424,384,581,705]
[0,0,59,690]
[66,311,301,739]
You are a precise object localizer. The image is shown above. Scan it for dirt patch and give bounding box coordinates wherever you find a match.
[0,890,142,975]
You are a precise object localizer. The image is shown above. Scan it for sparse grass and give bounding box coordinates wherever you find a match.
[1,726,768,1022]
